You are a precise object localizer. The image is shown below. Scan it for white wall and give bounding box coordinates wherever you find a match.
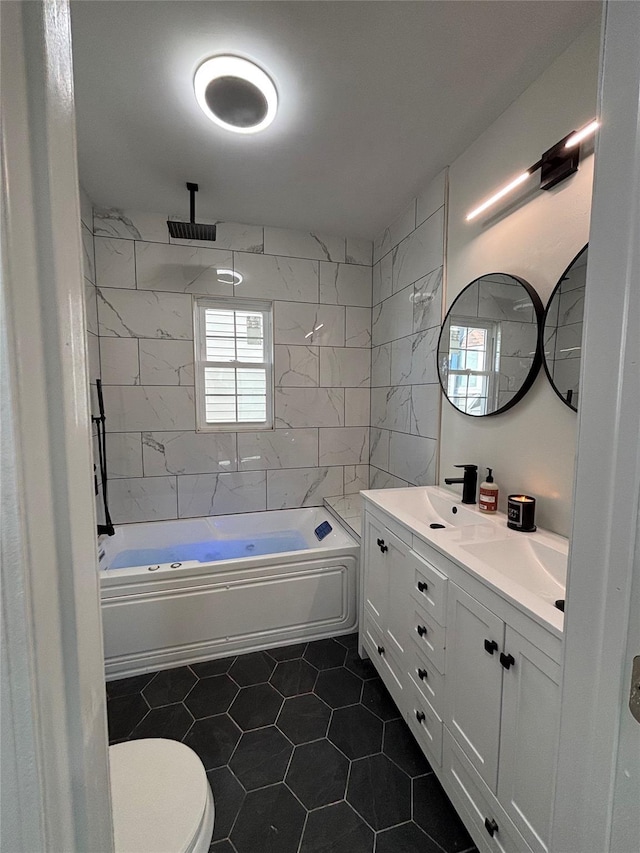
[441,20,600,536]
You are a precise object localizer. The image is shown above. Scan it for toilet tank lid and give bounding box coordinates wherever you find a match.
[110,738,210,853]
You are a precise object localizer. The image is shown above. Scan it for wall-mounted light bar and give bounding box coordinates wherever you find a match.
[466,119,599,222]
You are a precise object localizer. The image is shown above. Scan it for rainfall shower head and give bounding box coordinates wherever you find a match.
[167,183,217,241]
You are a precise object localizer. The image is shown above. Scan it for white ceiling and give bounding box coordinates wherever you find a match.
[70,1,600,240]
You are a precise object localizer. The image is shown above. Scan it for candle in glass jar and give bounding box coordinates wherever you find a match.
[507,494,536,531]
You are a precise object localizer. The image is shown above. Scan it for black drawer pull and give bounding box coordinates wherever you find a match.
[417,581,428,593]
[500,652,515,670]
[484,639,498,655]
[380,544,388,553]
[417,625,427,638]
[484,817,499,837]
[415,710,425,723]
[377,538,384,547]
[377,645,385,656]
[417,668,428,681]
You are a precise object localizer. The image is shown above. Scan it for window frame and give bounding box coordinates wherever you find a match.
[194,296,274,432]
[445,315,501,416]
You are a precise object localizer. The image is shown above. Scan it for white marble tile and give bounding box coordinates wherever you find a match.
[392,208,444,293]
[416,169,446,226]
[275,388,344,428]
[100,337,140,385]
[371,344,391,387]
[370,467,407,490]
[86,332,101,385]
[555,321,583,360]
[551,360,580,404]
[170,220,264,253]
[238,428,318,470]
[135,242,234,295]
[413,266,443,332]
[446,282,478,316]
[267,467,343,510]
[345,388,370,427]
[105,433,143,479]
[274,302,345,347]
[326,493,362,519]
[410,385,441,439]
[344,465,369,494]
[95,237,136,289]
[320,347,370,388]
[346,307,372,348]
[109,476,177,524]
[79,185,93,231]
[373,200,416,264]
[345,237,372,266]
[499,321,538,358]
[370,385,412,433]
[372,252,393,307]
[558,287,585,327]
[102,386,196,432]
[371,286,414,346]
[143,431,237,475]
[389,432,437,486]
[320,427,369,466]
[319,263,371,307]
[497,357,533,392]
[85,281,99,335]
[97,288,193,340]
[139,340,195,386]
[93,208,168,243]
[234,252,318,302]
[370,428,390,471]
[274,345,319,387]
[477,276,534,323]
[391,328,439,385]
[264,227,345,262]
[178,472,266,517]
[81,224,95,284]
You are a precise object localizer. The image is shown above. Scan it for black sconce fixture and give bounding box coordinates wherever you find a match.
[466,119,599,221]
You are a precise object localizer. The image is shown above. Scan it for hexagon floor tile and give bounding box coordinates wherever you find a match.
[105,633,478,853]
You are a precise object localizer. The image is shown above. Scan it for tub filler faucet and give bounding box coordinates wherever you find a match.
[444,464,478,504]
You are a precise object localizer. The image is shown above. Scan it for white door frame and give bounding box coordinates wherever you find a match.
[0,1,113,850]
[552,1,640,851]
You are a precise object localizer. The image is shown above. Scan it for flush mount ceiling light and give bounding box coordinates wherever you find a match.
[466,118,599,221]
[194,55,278,134]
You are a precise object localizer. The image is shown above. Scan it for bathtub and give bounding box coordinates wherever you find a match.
[99,508,359,679]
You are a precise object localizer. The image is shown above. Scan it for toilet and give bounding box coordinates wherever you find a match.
[109,739,214,853]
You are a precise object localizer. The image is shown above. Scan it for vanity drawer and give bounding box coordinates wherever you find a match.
[408,550,448,625]
[408,643,444,720]
[361,613,404,710]
[407,684,443,767]
[442,729,532,853]
[410,603,446,674]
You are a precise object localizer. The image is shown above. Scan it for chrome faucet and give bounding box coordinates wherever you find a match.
[444,464,478,504]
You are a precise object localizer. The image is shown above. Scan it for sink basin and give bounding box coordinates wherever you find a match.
[365,487,491,530]
[460,537,567,602]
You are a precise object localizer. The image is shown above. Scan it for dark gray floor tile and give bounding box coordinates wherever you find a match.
[229,651,275,686]
[334,632,359,651]
[267,642,307,661]
[314,666,363,708]
[270,658,318,696]
[229,726,292,791]
[231,784,305,853]
[345,649,379,680]
[106,672,154,698]
[209,841,235,853]
[304,638,347,670]
[184,674,239,718]
[142,666,197,707]
[276,693,331,744]
[107,693,149,742]
[383,718,433,777]
[375,821,444,853]
[328,704,383,759]
[361,678,401,721]
[299,801,374,853]
[129,702,193,741]
[191,656,236,678]
[182,714,241,770]
[413,774,474,852]
[347,753,411,830]
[206,766,245,843]
[285,739,349,809]
[229,682,283,730]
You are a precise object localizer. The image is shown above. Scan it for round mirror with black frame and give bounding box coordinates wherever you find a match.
[541,244,587,412]
[437,273,544,417]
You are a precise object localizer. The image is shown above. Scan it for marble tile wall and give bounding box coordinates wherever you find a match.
[369,171,446,489]
[89,206,372,523]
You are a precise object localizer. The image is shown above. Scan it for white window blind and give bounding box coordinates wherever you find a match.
[194,298,273,430]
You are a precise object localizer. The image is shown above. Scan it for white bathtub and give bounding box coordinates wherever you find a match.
[99,508,359,679]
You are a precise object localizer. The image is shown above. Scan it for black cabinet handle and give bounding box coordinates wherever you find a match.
[377,538,384,547]
[500,652,515,670]
[417,581,428,593]
[484,639,498,655]
[417,625,427,638]
[417,668,428,681]
[377,645,385,656]
[416,710,425,723]
[380,544,388,553]
[484,818,499,837]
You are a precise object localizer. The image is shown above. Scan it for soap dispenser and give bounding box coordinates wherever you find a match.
[479,468,499,513]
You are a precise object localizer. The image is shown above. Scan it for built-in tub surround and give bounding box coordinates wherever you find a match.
[89,209,372,523]
[370,170,446,490]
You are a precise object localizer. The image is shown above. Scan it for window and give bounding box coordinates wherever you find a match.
[194,297,273,431]
[446,317,500,415]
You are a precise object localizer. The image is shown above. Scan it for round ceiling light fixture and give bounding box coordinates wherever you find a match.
[194,55,278,134]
